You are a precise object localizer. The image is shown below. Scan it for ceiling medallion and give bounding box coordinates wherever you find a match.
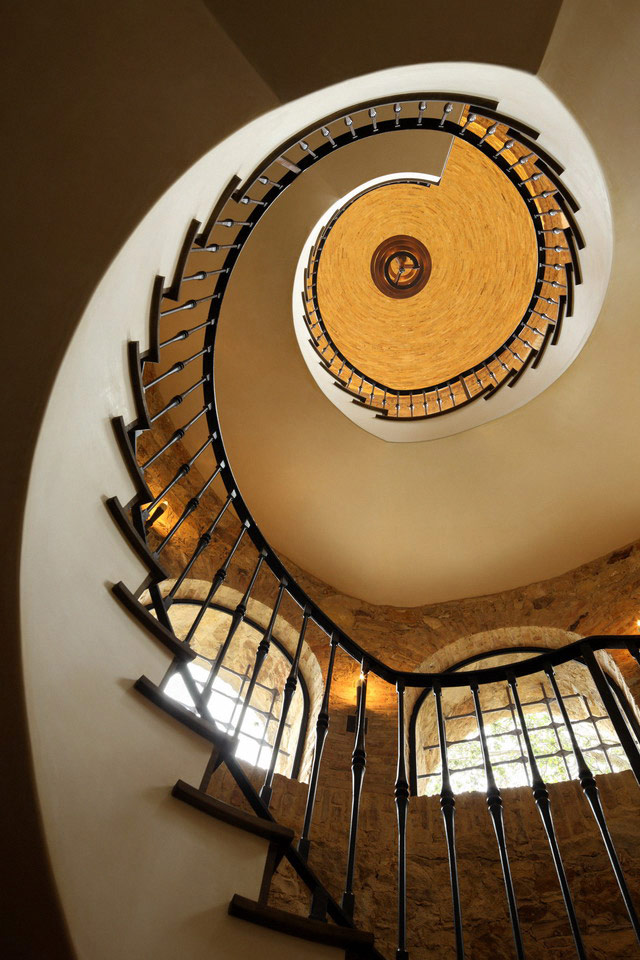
[371,235,431,299]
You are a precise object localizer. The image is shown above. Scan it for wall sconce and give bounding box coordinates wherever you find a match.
[143,499,169,530]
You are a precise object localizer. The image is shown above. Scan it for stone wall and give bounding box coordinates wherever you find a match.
[134,424,640,957]
[210,714,640,960]
[136,425,640,695]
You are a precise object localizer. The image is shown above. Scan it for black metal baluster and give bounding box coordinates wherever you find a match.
[148,374,209,425]
[182,521,249,645]
[141,437,213,520]
[197,549,266,709]
[158,313,219,350]
[507,674,586,959]
[545,664,640,942]
[298,633,338,860]
[143,345,210,390]
[471,683,525,959]
[165,492,235,603]
[229,578,288,745]
[260,607,311,809]
[580,643,640,786]
[395,682,410,960]
[155,463,223,554]
[140,403,212,470]
[342,662,368,919]
[433,683,464,959]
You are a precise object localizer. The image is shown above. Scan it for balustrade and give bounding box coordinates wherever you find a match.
[107,92,639,959]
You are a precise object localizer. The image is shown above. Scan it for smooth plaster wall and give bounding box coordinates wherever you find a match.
[210,0,562,102]
[2,3,278,955]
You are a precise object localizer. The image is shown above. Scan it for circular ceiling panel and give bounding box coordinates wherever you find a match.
[314,140,538,390]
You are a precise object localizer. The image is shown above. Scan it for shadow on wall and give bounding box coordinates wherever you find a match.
[209,0,563,101]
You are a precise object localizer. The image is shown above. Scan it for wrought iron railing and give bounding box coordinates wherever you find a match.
[298,102,581,420]
[107,93,639,959]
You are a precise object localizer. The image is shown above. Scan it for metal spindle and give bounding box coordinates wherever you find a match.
[156,461,223,553]
[184,266,229,283]
[395,682,410,960]
[545,664,640,942]
[433,683,464,959]
[141,403,212,470]
[158,313,218,349]
[159,291,219,317]
[342,663,368,918]
[495,138,516,156]
[260,607,311,808]
[471,683,525,959]
[148,374,209,425]
[230,578,288,747]
[439,102,453,127]
[299,140,317,159]
[190,241,239,252]
[141,436,211,518]
[299,633,338,860]
[182,521,249,646]
[143,346,210,391]
[199,550,266,708]
[216,218,251,228]
[321,126,336,148]
[508,674,586,959]
[165,492,235,602]
[508,152,535,169]
[479,122,498,145]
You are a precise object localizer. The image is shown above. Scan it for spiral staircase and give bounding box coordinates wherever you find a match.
[99,93,640,960]
[7,4,640,960]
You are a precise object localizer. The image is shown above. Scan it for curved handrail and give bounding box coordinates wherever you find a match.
[116,91,597,687]
[178,92,583,683]
[299,141,578,420]
[108,91,640,959]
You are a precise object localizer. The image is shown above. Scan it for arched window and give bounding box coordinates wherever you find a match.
[411,646,640,797]
[158,598,311,779]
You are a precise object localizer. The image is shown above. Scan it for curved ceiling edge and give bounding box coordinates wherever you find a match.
[288,83,610,442]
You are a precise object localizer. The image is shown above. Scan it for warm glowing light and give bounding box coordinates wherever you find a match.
[636,619,640,631]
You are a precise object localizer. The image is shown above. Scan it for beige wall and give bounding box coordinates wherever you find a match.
[2,2,277,956]
[210,0,562,101]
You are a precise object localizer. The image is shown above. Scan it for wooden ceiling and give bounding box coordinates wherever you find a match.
[315,138,538,389]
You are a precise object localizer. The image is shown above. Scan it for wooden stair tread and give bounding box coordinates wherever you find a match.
[173,780,294,844]
[229,894,375,953]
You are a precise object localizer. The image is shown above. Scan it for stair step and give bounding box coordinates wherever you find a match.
[229,894,376,955]
[172,780,294,845]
